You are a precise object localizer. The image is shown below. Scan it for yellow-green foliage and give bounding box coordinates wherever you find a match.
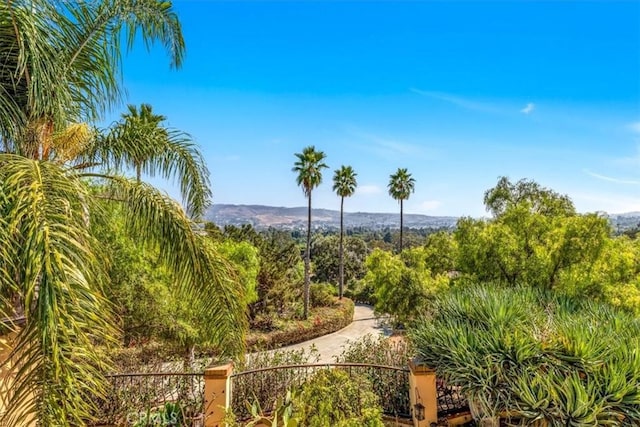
[364,247,449,324]
[452,177,640,315]
[292,370,385,427]
[216,239,260,304]
[560,236,640,316]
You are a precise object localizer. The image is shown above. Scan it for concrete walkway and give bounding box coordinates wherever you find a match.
[272,304,389,363]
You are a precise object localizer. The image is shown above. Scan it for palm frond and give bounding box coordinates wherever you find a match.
[0,154,115,426]
[0,1,66,147]
[80,104,211,218]
[58,0,185,120]
[333,165,357,198]
[388,168,415,201]
[292,145,328,195]
[102,177,247,356]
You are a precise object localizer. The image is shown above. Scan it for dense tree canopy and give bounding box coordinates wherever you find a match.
[455,177,610,290]
[215,224,304,326]
[311,234,368,287]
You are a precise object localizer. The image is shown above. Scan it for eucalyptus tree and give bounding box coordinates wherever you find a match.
[388,168,415,252]
[293,146,328,319]
[0,1,246,425]
[332,165,357,299]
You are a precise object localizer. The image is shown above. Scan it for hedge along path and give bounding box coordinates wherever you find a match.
[259,304,389,363]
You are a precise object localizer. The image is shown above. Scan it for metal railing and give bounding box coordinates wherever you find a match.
[436,377,469,418]
[90,372,205,426]
[88,365,468,425]
[230,363,411,421]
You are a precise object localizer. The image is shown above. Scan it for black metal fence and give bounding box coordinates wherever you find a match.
[230,363,411,421]
[88,365,467,425]
[90,372,205,426]
[436,377,469,419]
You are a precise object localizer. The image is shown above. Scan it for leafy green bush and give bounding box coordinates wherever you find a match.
[344,278,377,305]
[310,283,336,307]
[241,347,320,371]
[334,334,414,367]
[228,367,384,427]
[409,285,640,425]
[246,298,354,350]
[334,335,413,421]
[292,369,384,427]
[364,248,449,325]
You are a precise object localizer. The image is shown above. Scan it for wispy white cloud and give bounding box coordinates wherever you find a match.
[358,184,382,195]
[346,127,426,158]
[410,88,501,113]
[583,169,640,185]
[628,122,640,134]
[520,103,535,114]
[573,192,640,214]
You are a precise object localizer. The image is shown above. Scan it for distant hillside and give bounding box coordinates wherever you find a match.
[205,204,640,233]
[205,204,458,230]
[610,213,640,233]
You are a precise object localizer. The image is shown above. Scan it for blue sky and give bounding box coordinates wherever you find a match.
[113,1,640,217]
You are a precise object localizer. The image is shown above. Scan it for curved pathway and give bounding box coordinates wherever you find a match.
[268,304,390,363]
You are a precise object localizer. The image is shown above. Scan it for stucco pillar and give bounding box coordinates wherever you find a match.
[408,359,438,427]
[204,363,233,427]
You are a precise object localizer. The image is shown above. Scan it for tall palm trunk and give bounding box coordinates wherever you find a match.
[339,196,344,299]
[304,191,311,319]
[399,200,404,253]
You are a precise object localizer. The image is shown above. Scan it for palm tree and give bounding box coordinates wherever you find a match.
[100,103,211,216]
[332,166,357,299]
[293,146,328,319]
[0,2,246,425]
[388,168,415,252]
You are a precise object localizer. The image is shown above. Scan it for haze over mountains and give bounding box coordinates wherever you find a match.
[206,204,640,233]
[206,204,458,230]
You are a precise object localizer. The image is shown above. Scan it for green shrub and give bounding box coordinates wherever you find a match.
[241,346,320,371]
[228,368,385,427]
[292,369,384,427]
[310,282,336,307]
[335,334,414,367]
[409,285,640,425]
[344,278,377,305]
[246,298,354,350]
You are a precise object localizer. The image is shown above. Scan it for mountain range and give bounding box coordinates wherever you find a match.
[206,204,640,233]
[205,204,458,230]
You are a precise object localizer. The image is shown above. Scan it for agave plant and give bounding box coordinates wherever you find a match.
[409,285,640,425]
